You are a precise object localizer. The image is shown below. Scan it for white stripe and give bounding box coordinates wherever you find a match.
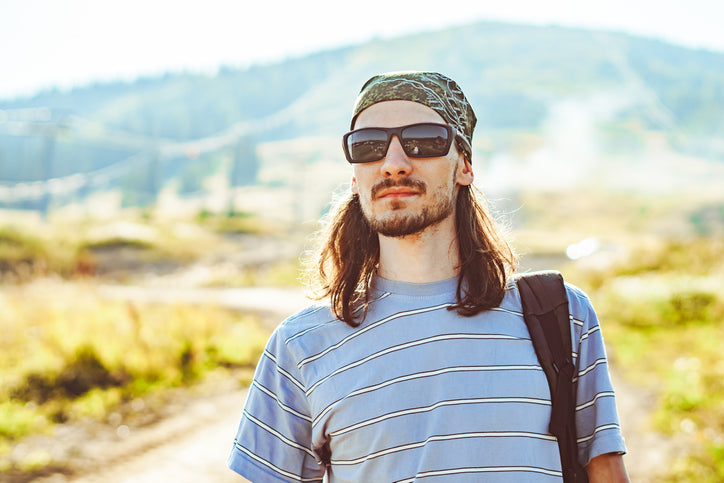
[363,291,391,307]
[305,333,519,396]
[578,358,607,378]
[243,410,316,457]
[330,397,551,437]
[572,316,584,327]
[580,325,601,342]
[313,365,543,426]
[395,465,563,482]
[298,303,454,368]
[576,391,616,411]
[577,423,620,444]
[264,350,305,391]
[284,312,332,343]
[285,320,331,344]
[489,306,522,317]
[332,431,557,465]
[252,380,312,422]
[286,304,327,323]
[232,441,322,482]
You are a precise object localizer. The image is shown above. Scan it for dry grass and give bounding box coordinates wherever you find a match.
[0,279,269,476]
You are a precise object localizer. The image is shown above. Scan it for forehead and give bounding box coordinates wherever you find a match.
[353,100,446,129]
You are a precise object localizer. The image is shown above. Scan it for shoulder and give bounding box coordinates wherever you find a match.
[563,280,592,304]
[267,301,361,362]
[272,301,337,341]
[255,301,339,374]
[503,273,592,307]
[507,273,599,325]
[563,281,599,323]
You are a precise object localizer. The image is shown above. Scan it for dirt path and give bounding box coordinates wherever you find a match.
[612,372,685,482]
[62,383,251,483]
[32,285,677,483]
[97,284,314,325]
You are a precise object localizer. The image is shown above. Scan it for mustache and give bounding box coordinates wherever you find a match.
[371,178,427,199]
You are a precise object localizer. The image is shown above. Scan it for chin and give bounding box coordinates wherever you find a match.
[378,197,416,211]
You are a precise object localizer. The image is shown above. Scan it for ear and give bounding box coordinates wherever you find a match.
[350,176,359,194]
[456,157,474,186]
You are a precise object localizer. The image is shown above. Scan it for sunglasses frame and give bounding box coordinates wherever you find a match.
[342,122,455,164]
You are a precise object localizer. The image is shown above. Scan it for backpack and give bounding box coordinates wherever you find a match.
[515,270,589,483]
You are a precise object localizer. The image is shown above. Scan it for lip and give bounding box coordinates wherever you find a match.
[376,187,420,199]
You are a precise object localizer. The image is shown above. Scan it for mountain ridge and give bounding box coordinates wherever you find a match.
[1,20,723,210]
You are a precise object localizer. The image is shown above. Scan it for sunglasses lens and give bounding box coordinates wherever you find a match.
[401,124,451,157]
[346,129,388,163]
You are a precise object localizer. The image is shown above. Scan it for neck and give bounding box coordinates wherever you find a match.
[377,214,460,283]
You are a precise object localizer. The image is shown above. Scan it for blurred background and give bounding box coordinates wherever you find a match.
[1,1,723,482]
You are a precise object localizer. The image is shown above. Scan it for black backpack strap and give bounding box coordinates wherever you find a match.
[515,270,588,483]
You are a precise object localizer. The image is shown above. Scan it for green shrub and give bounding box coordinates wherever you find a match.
[0,401,49,441]
[596,275,723,328]
[573,239,724,480]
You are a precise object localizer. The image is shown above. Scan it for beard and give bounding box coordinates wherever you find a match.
[362,177,456,237]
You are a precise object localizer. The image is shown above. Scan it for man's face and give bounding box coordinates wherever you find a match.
[350,100,474,238]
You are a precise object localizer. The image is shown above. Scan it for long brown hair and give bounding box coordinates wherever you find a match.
[305,184,518,326]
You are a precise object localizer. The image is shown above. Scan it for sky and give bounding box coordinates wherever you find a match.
[1,0,724,100]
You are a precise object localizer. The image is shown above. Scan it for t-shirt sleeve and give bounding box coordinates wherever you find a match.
[227,325,326,482]
[567,284,628,466]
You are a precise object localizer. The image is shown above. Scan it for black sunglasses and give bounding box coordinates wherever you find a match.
[342,122,455,164]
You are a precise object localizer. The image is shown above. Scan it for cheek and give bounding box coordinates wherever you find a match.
[351,168,374,193]
[434,162,458,187]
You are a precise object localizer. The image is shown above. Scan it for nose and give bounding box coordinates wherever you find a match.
[380,135,412,177]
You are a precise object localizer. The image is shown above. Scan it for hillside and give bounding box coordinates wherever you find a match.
[1,21,723,215]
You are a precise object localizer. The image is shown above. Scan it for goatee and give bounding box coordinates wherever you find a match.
[364,178,455,237]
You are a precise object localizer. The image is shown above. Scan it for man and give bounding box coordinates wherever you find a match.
[228,72,628,482]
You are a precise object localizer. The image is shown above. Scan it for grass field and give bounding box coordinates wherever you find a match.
[0,279,270,477]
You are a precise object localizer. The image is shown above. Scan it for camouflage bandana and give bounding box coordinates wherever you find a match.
[351,71,477,162]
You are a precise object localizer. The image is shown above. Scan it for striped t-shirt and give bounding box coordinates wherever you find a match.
[228,276,626,482]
